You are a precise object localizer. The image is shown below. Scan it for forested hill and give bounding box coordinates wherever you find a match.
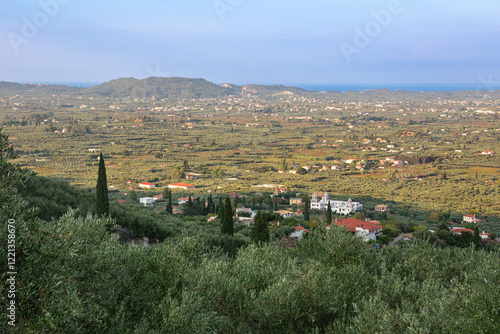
[82,77,240,99]
[2,77,500,100]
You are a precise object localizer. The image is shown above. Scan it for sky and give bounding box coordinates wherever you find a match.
[1,0,500,85]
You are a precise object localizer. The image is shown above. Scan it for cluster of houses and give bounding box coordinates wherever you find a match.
[278,157,409,174]
[136,182,197,190]
[449,227,491,240]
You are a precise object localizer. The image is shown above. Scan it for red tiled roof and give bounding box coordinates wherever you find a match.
[294,226,305,231]
[140,182,155,186]
[451,228,475,234]
[335,218,383,233]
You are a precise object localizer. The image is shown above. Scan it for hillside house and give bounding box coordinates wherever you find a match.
[140,197,156,207]
[168,183,196,190]
[451,228,475,235]
[139,182,156,189]
[480,231,490,240]
[290,226,307,240]
[330,218,383,241]
[274,186,288,195]
[274,210,294,219]
[462,214,484,224]
[375,205,389,212]
[290,198,303,205]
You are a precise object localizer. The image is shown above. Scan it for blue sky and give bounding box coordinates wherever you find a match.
[1,0,499,84]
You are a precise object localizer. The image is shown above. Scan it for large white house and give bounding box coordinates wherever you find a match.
[140,197,156,207]
[310,192,330,210]
[330,199,363,214]
[310,192,363,215]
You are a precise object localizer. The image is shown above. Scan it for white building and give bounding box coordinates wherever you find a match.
[140,197,156,207]
[310,193,363,215]
[139,182,156,189]
[310,192,330,210]
[330,199,363,215]
[290,226,307,240]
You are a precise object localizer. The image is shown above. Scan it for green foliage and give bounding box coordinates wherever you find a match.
[96,152,109,217]
[429,212,439,223]
[166,189,173,214]
[1,203,499,333]
[217,197,225,222]
[473,225,480,249]
[221,197,234,235]
[129,189,137,202]
[353,212,365,220]
[303,197,310,221]
[19,176,95,220]
[251,210,270,243]
[326,201,332,224]
[0,129,35,221]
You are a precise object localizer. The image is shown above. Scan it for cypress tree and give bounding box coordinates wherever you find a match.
[304,197,310,221]
[96,152,109,217]
[217,198,225,222]
[473,225,480,249]
[207,194,214,213]
[251,210,269,243]
[166,189,173,214]
[326,201,332,224]
[222,197,234,235]
[184,196,194,216]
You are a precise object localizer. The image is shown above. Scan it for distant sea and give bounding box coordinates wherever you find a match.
[286,83,500,92]
[22,82,500,92]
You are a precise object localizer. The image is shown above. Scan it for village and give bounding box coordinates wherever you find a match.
[119,180,496,244]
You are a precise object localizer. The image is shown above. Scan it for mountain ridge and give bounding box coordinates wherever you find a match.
[1,77,499,100]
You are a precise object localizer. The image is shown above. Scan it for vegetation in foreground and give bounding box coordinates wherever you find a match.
[1,129,500,333]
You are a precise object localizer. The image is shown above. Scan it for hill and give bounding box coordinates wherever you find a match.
[0,81,79,96]
[1,77,500,101]
[82,77,240,99]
